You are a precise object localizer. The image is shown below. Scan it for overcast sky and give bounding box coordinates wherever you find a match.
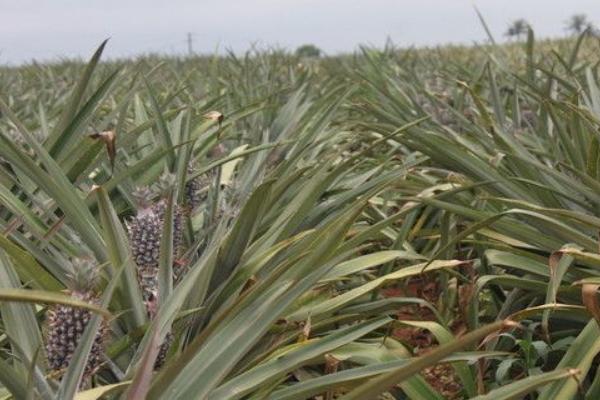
[1,0,600,64]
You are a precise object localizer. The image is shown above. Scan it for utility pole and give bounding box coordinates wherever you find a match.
[187,33,193,56]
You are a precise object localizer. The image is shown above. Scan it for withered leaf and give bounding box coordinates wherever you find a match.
[582,284,600,328]
[90,130,117,173]
[204,111,224,128]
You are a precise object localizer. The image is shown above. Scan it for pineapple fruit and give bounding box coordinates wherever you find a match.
[45,258,106,381]
[126,168,215,368]
[185,169,211,211]
[126,182,186,368]
[126,187,164,302]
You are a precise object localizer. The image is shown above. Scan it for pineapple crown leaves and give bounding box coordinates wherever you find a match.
[153,171,177,198]
[65,257,100,296]
[131,186,156,210]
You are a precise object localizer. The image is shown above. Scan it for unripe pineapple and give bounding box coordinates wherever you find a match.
[45,258,106,380]
[143,293,174,369]
[127,184,187,297]
[185,168,212,211]
[155,332,174,368]
[126,187,163,302]
[127,184,186,369]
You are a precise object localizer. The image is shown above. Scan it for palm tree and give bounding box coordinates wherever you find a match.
[505,19,530,41]
[566,14,591,35]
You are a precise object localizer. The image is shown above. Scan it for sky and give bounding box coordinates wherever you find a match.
[1,0,600,64]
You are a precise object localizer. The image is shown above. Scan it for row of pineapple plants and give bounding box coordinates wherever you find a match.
[1,30,600,399]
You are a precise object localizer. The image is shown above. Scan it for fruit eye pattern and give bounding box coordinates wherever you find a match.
[44,259,107,385]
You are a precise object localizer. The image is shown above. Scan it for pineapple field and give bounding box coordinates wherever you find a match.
[1,31,600,399]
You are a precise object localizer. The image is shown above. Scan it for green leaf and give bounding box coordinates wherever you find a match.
[145,79,176,170]
[74,382,130,400]
[46,39,109,154]
[0,235,62,291]
[538,320,600,400]
[0,251,42,367]
[0,288,109,316]
[95,185,147,327]
[269,352,507,400]
[472,368,578,400]
[322,250,425,281]
[158,190,175,303]
[0,99,106,259]
[209,317,391,399]
[0,356,28,400]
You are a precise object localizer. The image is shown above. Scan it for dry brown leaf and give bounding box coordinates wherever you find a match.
[582,284,600,327]
[298,315,311,343]
[90,130,117,173]
[204,110,224,127]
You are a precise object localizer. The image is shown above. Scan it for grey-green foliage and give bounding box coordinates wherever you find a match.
[0,32,598,399]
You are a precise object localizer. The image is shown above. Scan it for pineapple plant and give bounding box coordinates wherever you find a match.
[45,258,106,381]
[126,186,163,302]
[126,178,187,369]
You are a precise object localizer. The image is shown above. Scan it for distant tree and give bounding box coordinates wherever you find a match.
[566,14,593,35]
[295,44,321,58]
[505,19,530,40]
